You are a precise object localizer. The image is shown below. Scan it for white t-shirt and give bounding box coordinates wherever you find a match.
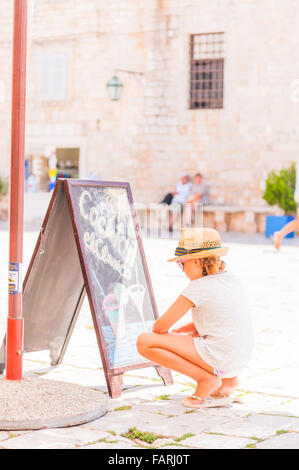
[181,271,254,378]
[172,182,192,204]
[190,182,209,204]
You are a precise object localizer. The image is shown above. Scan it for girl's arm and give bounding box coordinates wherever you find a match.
[153,295,194,334]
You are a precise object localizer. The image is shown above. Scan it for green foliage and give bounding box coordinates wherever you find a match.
[246,443,257,449]
[0,176,8,196]
[154,394,171,400]
[121,427,165,444]
[114,405,132,411]
[174,433,196,442]
[263,163,297,214]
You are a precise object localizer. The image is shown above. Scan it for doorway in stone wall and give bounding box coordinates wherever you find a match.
[56,148,80,180]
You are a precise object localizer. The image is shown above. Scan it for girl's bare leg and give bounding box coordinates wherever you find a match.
[211,377,239,397]
[273,217,299,250]
[137,332,221,401]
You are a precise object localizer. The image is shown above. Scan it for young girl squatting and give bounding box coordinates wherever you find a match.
[137,227,254,408]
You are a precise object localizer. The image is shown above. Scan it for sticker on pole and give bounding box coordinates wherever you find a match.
[8,262,22,295]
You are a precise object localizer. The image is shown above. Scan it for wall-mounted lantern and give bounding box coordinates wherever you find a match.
[106,76,124,101]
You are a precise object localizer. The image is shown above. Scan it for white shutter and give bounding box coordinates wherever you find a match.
[39,54,68,101]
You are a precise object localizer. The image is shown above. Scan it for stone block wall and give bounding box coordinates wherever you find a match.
[0,0,298,213]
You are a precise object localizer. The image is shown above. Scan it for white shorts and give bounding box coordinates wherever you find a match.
[170,201,183,213]
[193,337,248,379]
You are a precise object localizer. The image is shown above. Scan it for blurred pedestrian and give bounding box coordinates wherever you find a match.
[272,159,299,250]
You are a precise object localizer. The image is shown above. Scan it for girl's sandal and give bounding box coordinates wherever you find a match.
[181,395,232,409]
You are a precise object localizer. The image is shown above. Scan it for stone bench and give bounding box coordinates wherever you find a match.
[202,204,283,234]
[134,202,284,234]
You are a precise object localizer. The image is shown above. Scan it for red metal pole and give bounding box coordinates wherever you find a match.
[6,0,28,380]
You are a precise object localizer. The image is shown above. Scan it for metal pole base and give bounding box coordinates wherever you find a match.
[6,317,24,380]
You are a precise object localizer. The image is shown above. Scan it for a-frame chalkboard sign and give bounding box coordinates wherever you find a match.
[0,179,173,397]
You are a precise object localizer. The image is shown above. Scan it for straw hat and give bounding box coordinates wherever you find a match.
[167,227,229,262]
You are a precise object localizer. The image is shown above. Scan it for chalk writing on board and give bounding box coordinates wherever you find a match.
[71,185,155,368]
[79,189,137,280]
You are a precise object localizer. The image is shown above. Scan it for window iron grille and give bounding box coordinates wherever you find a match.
[190,33,224,109]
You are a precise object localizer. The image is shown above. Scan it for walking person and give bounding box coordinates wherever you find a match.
[137,227,254,408]
[272,159,299,250]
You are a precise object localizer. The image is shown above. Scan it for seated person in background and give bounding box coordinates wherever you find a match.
[188,173,209,205]
[173,173,192,204]
[185,174,210,227]
[169,173,192,232]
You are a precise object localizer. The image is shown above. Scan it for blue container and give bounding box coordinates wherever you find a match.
[265,215,295,238]
[48,181,56,191]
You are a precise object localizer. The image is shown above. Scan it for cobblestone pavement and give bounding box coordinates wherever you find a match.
[0,229,299,449]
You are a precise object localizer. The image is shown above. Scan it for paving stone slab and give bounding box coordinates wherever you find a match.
[104,384,187,404]
[192,405,250,419]
[117,412,227,438]
[83,409,174,435]
[278,417,299,432]
[269,400,299,418]
[21,360,52,373]
[77,435,137,449]
[0,432,10,442]
[132,400,189,417]
[157,445,193,449]
[151,438,178,447]
[95,411,189,438]
[229,393,299,416]
[241,368,299,398]
[126,367,168,380]
[38,366,107,389]
[256,432,299,449]
[0,428,113,449]
[105,397,153,411]
[131,398,249,419]
[79,440,140,449]
[23,351,52,364]
[83,408,225,438]
[62,347,104,369]
[137,383,187,399]
[206,413,299,439]
[182,432,254,449]
[109,380,177,399]
[0,430,32,441]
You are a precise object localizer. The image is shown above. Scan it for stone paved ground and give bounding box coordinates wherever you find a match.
[0,228,299,449]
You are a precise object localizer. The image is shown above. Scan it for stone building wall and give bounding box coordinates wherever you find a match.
[0,0,299,206]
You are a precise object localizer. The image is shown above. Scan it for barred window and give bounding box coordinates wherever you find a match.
[190,33,224,109]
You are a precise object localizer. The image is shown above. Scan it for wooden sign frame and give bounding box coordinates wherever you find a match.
[0,179,173,397]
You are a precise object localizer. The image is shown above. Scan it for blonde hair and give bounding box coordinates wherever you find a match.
[201,257,226,276]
